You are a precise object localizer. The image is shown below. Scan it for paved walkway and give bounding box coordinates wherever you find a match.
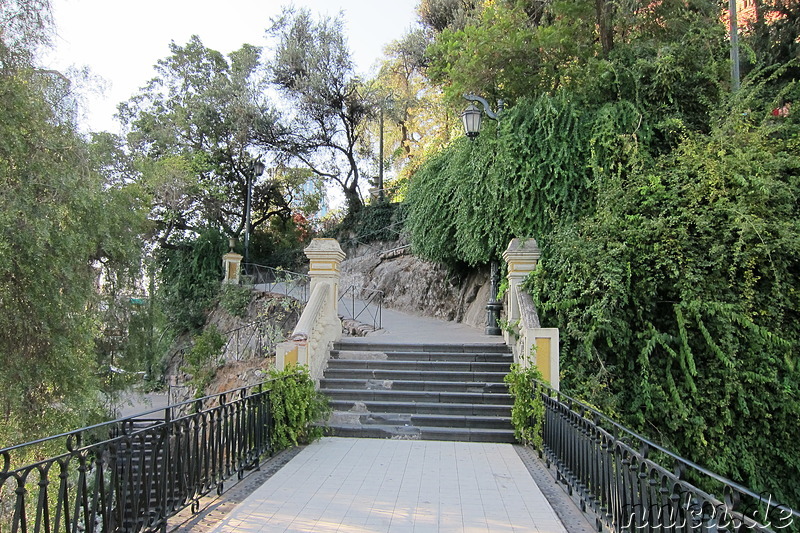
[208,437,566,533]
[339,301,503,345]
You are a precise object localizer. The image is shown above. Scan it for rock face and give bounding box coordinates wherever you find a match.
[340,241,491,330]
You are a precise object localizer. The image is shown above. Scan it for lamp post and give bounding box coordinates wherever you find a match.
[462,94,504,335]
[244,158,265,266]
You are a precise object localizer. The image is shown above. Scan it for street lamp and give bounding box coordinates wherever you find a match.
[462,94,504,335]
[244,158,265,266]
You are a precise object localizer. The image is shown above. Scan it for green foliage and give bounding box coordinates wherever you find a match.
[532,91,800,507]
[219,283,254,318]
[331,201,406,247]
[119,36,313,245]
[0,54,146,440]
[157,228,227,332]
[504,363,545,448]
[406,93,643,265]
[267,365,330,450]
[184,325,226,395]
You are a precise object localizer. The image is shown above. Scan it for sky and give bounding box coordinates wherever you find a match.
[44,0,421,134]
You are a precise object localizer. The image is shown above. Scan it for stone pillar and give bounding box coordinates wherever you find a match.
[303,238,346,342]
[502,238,541,339]
[222,251,243,284]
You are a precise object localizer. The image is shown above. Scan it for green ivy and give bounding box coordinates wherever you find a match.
[504,363,545,448]
[157,228,227,332]
[406,93,646,267]
[531,85,800,508]
[267,365,330,450]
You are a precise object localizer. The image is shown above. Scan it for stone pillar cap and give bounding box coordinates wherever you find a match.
[304,238,346,261]
[503,238,540,261]
[223,251,243,260]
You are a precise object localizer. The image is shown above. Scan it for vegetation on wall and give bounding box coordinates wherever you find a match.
[405,0,800,510]
[531,86,800,506]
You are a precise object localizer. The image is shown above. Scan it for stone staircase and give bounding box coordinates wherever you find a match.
[319,340,515,443]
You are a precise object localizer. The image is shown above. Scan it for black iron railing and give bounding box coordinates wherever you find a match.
[0,378,287,532]
[242,263,310,303]
[533,381,799,532]
[338,285,383,330]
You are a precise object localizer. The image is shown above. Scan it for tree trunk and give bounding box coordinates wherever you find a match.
[596,0,614,57]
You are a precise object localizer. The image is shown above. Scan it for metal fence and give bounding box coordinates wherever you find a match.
[242,263,310,303]
[338,285,383,331]
[0,378,290,533]
[533,381,799,533]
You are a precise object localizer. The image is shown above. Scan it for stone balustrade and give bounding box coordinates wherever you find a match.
[503,238,560,390]
[275,238,345,383]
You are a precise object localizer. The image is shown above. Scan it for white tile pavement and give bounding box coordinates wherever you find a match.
[208,437,567,533]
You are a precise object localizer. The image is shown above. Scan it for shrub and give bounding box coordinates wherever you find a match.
[268,365,330,450]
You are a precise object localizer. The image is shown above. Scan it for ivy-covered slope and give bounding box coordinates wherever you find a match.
[405,80,800,507]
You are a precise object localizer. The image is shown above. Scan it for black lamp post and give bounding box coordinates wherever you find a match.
[244,158,265,266]
[462,94,504,335]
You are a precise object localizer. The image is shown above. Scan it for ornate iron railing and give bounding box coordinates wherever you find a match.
[533,381,799,532]
[0,378,286,533]
[338,285,383,330]
[242,263,310,303]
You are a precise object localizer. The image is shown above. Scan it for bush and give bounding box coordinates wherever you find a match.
[504,363,545,448]
[268,365,330,450]
[219,283,254,318]
[184,325,226,395]
[157,228,228,332]
[328,201,406,247]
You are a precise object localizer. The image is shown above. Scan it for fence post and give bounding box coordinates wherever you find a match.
[222,250,243,284]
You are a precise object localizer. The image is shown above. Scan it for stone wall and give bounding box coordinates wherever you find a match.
[340,240,490,329]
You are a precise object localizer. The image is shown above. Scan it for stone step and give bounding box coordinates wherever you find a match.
[322,368,509,383]
[325,359,511,373]
[333,342,510,354]
[326,399,512,417]
[328,411,512,430]
[319,378,508,394]
[322,388,512,405]
[323,424,515,443]
[330,349,513,363]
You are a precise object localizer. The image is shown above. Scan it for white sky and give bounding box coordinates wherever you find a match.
[44,0,421,134]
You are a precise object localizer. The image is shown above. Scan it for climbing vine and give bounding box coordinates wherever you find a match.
[531,89,800,507]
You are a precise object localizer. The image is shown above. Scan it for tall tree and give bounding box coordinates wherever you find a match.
[1,5,146,439]
[267,7,371,213]
[118,36,317,246]
[371,28,454,181]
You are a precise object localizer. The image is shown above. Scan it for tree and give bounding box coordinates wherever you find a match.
[266,7,371,213]
[1,8,146,439]
[118,36,319,246]
[370,28,455,186]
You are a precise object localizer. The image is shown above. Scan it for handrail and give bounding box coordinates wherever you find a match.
[243,263,310,303]
[338,285,383,330]
[516,285,540,330]
[0,377,295,532]
[290,282,328,341]
[532,380,800,532]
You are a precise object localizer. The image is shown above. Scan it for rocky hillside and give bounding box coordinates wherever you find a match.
[340,239,491,330]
